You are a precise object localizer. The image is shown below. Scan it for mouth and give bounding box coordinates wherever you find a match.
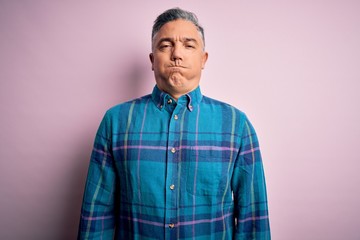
[168,66,186,72]
[168,64,186,68]
[168,67,183,73]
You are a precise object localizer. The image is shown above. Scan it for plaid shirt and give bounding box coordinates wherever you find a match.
[78,86,270,239]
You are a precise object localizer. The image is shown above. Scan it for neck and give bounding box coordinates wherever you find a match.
[156,85,198,101]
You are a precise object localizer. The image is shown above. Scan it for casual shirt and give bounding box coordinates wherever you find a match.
[78,85,270,239]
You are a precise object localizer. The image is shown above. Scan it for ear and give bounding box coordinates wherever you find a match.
[149,53,154,71]
[201,52,208,69]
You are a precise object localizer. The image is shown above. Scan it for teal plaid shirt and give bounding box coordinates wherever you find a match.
[78,86,270,239]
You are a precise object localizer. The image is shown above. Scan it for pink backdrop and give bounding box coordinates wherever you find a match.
[1,1,359,239]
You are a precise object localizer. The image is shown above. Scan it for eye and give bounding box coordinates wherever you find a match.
[159,43,172,50]
[185,44,195,49]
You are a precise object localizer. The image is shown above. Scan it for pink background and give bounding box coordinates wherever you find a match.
[1,1,359,239]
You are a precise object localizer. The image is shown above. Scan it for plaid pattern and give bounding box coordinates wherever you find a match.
[78,86,270,239]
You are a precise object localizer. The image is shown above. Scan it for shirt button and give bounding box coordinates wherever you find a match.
[167,99,172,104]
[171,148,176,153]
[169,223,175,228]
[174,115,178,120]
[189,105,193,111]
[169,184,175,190]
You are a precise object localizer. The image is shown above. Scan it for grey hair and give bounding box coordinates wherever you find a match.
[151,8,205,48]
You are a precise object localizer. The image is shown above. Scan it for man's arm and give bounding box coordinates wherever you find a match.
[232,116,271,239]
[78,113,116,239]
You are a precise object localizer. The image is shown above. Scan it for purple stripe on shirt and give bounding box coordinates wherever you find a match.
[117,213,234,228]
[114,131,240,137]
[178,212,233,226]
[238,215,269,223]
[119,215,164,227]
[113,145,238,152]
[182,145,238,152]
[113,145,167,151]
[93,148,111,156]
[239,147,260,155]
[81,214,113,221]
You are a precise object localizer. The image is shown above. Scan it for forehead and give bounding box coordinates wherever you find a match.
[154,19,201,41]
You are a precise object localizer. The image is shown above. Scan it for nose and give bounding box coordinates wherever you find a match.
[171,44,183,62]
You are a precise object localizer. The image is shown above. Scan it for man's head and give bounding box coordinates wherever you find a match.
[150,8,208,100]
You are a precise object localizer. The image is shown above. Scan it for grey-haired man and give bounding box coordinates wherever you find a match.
[79,8,270,239]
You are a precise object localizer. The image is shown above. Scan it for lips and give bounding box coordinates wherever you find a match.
[168,65,186,69]
[168,65,184,67]
[169,67,183,73]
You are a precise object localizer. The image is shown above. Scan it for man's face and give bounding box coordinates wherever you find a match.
[150,19,208,99]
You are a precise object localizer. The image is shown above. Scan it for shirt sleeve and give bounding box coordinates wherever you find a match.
[78,112,117,239]
[231,116,271,239]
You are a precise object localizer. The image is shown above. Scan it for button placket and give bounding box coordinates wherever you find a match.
[164,100,183,238]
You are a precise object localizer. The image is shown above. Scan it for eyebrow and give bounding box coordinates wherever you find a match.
[183,38,198,44]
[157,37,199,45]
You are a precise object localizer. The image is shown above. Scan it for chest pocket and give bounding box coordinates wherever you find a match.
[185,150,229,196]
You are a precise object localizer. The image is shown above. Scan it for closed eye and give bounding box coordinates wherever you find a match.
[159,44,171,49]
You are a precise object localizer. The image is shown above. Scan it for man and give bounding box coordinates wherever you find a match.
[78,8,270,239]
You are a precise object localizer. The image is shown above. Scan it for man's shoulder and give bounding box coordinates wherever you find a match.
[105,94,152,115]
[202,95,246,116]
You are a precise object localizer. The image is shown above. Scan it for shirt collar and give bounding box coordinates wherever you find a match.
[151,85,203,112]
